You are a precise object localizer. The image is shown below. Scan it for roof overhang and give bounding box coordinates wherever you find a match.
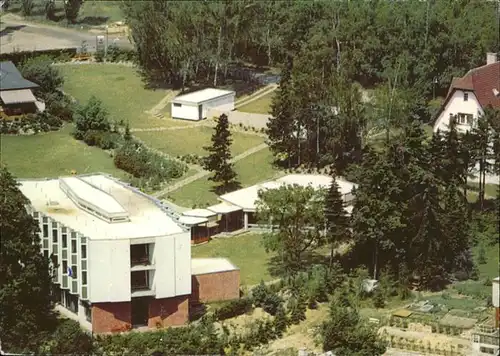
[207,202,242,214]
[0,89,36,104]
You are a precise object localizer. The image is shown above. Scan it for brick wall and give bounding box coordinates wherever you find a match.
[148,295,189,328]
[191,270,240,303]
[92,301,131,333]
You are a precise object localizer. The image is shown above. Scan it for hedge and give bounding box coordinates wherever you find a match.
[212,298,253,321]
[1,112,62,135]
[0,48,77,65]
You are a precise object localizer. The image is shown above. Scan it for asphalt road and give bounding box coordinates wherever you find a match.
[0,16,133,53]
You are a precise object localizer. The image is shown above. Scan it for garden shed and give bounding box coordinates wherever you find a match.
[171,88,235,121]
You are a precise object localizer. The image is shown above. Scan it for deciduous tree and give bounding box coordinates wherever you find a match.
[256,184,324,278]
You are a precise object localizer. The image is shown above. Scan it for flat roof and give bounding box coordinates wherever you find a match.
[218,174,357,211]
[19,174,185,240]
[191,258,239,275]
[178,216,208,226]
[0,89,37,104]
[207,202,242,214]
[172,88,235,105]
[182,208,217,218]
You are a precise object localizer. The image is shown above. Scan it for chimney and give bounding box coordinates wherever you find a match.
[486,52,498,65]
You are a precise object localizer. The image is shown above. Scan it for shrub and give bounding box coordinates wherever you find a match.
[274,305,288,336]
[372,288,385,308]
[288,293,307,325]
[95,49,105,63]
[73,96,111,139]
[213,298,253,321]
[251,280,270,307]
[46,93,75,122]
[478,244,487,264]
[262,293,283,316]
[38,319,93,355]
[83,130,121,149]
[114,141,187,181]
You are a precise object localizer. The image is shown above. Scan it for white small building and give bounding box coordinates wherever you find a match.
[433,52,500,134]
[171,88,235,121]
[178,174,357,238]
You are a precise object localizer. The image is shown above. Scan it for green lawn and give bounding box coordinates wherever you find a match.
[192,233,275,286]
[60,64,170,128]
[237,91,275,114]
[168,147,281,208]
[134,127,264,158]
[0,125,128,179]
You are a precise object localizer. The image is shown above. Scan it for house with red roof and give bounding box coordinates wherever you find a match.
[433,53,500,133]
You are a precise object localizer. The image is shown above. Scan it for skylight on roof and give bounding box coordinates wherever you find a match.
[59,177,130,223]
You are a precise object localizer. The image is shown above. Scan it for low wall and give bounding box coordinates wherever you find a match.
[191,270,240,303]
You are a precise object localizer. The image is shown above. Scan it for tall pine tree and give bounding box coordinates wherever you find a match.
[203,113,239,194]
[0,167,56,351]
[324,170,351,270]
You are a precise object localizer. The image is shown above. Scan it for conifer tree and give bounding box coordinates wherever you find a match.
[124,121,132,141]
[324,170,351,270]
[203,114,239,194]
[266,58,296,167]
[0,167,56,351]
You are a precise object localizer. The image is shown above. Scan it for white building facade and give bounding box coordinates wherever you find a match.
[171,88,235,121]
[20,174,192,333]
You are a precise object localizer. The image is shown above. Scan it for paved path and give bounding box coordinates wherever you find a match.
[152,142,268,198]
[0,14,133,53]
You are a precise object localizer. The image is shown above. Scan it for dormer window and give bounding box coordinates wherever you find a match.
[463,92,468,101]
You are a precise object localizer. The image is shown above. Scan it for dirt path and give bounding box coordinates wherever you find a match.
[145,91,179,116]
[152,142,268,198]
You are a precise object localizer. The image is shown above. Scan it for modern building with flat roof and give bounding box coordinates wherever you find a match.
[171,88,235,121]
[178,174,357,242]
[19,173,240,333]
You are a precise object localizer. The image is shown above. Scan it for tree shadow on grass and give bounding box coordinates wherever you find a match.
[78,16,110,26]
[210,180,242,196]
[267,250,330,278]
[0,25,26,37]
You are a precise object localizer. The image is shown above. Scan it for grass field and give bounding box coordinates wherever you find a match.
[237,91,274,114]
[168,147,281,208]
[0,125,128,179]
[191,233,275,286]
[60,64,170,128]
[134,127,264,158]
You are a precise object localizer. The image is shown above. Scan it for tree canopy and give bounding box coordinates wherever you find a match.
[0,167,56,352]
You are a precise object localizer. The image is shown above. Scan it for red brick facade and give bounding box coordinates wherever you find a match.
[92,295,189,333]
[92,301,132,333]
[191,270,240,303]
[148,295,189,328]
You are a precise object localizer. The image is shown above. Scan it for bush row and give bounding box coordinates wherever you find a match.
[1,112,63,135]
[83,130,122,150]
[0,48,77,65]
[95,46,137,63]
[114,140,187,182]
[178,153,205,166]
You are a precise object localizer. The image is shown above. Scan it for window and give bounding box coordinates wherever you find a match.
[42,217,48,223]
[131,271,149,290]
[43,250,49,259]
[62,261,68,274]
[52,229,58,243]
[130,244,150,266]
[71,265,77,278]
[42,224,49,238]
[173,103,182,107]
[457,113,473,125]
[71,240,77,254]
[33,212,39,218]
[52,222,58,229]
[480,346,495,354]
[62,233,67,248]
[81,245,87,259]
[463,92,468,101]
[82,271,87,285]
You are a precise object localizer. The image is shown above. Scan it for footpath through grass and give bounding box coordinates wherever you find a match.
[134,128,264,158]
[60,64,170,128]
[0,125,127,179]
[192,233,274,286]
[168,147,281,208]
